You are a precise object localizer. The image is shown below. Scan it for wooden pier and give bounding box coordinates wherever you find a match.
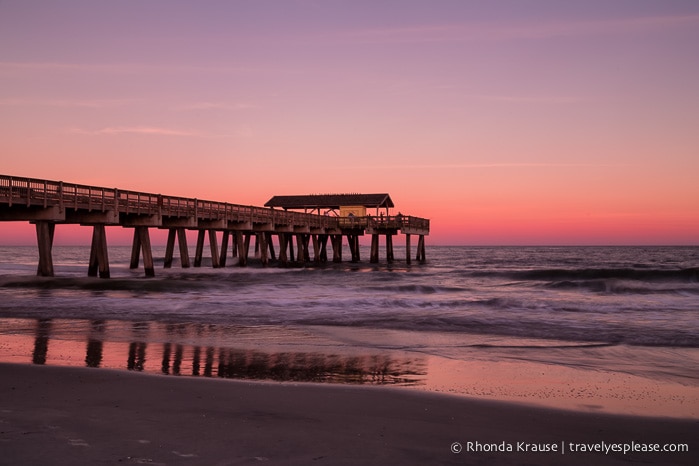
[0,175,429,277]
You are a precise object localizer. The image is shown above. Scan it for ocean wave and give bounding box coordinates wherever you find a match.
[546,279,699,295]
[462,267,699,282]
[362,284,467,294]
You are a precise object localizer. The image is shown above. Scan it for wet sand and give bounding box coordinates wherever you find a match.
[1,363,696,465]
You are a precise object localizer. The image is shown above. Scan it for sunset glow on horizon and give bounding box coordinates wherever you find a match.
[2,1,698,246]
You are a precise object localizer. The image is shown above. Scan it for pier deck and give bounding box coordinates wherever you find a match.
[0,175,429,277]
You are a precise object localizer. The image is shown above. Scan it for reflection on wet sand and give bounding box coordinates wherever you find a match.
[127,321,147,371]
[85,320,104,368]
[32,318,51,365]
[15,318,425,386]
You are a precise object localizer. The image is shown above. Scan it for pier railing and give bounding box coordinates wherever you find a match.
[338,215,430,232]
[1,174,429,234]
[0,175,338,229]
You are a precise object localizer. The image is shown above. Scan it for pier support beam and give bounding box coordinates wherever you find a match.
[405,234,412,265]
[311,235,320,263]
[347,235,360,263]
[303,234,311,262]
[219,231,230,267]
[331,234,342,262]
[319,235,328,262]
[35,221,55,277]
[416,235,426,263]
[266,232,277,262]
[296,234,310,263]
[385,234,394,263]
[231,232,238,259]
[277,233,289,266]
[88,224,110,278]
[208,230,220,268]
[164,229,176,268]
[295,234,303,262]
[130,226,155,277]
[194,230,205,267]
[258,232,269,266]
[193,230,220,268]
[245,234,252,262]
[370,234,379,264]
[164,228,190,268]
[288,235,295,263]
[236,232,249,266]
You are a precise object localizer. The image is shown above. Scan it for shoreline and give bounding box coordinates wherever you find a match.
[1,362,696,465]
[1,316,697,420]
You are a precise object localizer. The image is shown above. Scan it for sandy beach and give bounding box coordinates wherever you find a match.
[1,363,696,465]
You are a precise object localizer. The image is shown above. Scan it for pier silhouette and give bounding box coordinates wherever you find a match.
[1,174,429,277]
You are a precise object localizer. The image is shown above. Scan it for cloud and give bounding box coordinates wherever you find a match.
[69,126,200,137]
[0,61,258,75]
[68,125,253,138]
[339,162,627,170]
[176,101,259,111]
[469,95,582,104]
[341,14,699,44]
[0,98,134,108]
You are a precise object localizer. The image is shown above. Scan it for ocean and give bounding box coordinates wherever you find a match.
[1,245,698,417]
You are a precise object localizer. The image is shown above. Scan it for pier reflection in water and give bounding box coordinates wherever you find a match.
[1,317,426,386]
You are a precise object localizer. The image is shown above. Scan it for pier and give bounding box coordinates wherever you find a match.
[0,174,429,277]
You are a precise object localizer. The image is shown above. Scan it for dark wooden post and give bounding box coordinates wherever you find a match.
[259,232,269,266]
[140,227,155,277]
[236,232,248,266]
[348,235,360,262]
[208,230,220,268]
[164,228,177,268]
[266,232,277,261]
[254,235,261,259]
[370,234,379,263]
[386,234,394,263]
[416,235,426,263]
[405,234,412,265]
[164,228,190,268]
[231,234,238,258]
[332,234,342,262]
[278,233,288,265]
[131,226,155,277]
[312,235,320,263]
[288,234,295,262]
[219,231,230,267]
[296,234,304,263]
[88,224,110,278]
[177,228,190,268]
[194,230,206,267]
[244,234,252,261]
[35,221,55,277]
[319,235,328,262]
[130,228,141,269]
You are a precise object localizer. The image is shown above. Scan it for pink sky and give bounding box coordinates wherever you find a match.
[1,1,698,245]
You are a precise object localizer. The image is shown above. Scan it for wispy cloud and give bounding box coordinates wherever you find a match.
[342,14,699,44]
[469,94,582,104]
[69,126,201,137]
[0,98,134,108]
[176,101,259,111]
[0,61,256,75]
[339,162,627,170]
[68,125,254,138]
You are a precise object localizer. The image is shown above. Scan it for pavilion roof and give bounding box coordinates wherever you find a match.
[265,193,394,210]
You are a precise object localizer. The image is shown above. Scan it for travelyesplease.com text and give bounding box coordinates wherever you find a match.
[450,440,690,455]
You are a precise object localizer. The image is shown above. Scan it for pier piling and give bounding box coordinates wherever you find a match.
[35,221,55,277]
